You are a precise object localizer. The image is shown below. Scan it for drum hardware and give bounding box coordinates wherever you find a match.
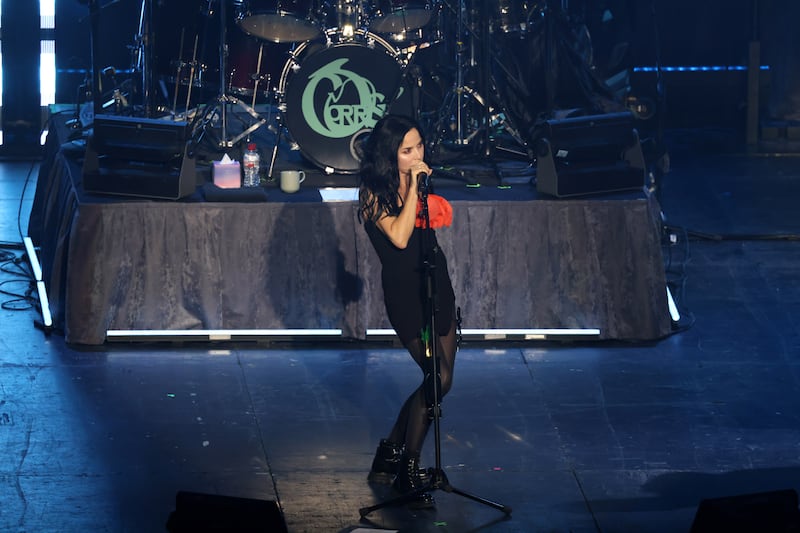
[380,0,444,49]
[247,44,269,110]
[235,0,325,43]
[328,0,368,38]
[132,0,157,117]
[101,74,131,115]
[192,0,269,149]
[133,0,209,117]
[491,0,537,35]
[229,61,273,111]
[99,67,133,115]
[424,0,475,149]
[168,31,205,119]
[384,28,418,43]
[477,0,491,157]
[370,0,434,34]
[66,70,95,131]
[424,0,530,169]
[228,27,290,105]
[79,0,122,118]
[171,32,186,116]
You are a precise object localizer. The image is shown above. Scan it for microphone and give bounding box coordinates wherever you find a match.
[417,171,431,193]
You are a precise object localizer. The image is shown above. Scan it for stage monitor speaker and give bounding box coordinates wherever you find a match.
[690,489,800,533]
[166,491,288,533]
[83,114,197,200]
[535,111,646,198]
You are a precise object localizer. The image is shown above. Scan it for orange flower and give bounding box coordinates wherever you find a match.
[416,194,453,229]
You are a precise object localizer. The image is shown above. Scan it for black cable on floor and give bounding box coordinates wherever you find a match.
[0,253,36,312]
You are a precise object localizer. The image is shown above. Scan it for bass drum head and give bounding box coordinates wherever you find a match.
[282,31,412,174]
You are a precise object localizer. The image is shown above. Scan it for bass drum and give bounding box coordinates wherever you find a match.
[278,29,412,174]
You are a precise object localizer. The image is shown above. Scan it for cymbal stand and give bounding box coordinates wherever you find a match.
[171,29,186,116]
[166,30,202,119]
[478,0,491,157]
[477,2,530,160]
[426,1,530,167]
[184,35,200,116]
[453,0,470,147]
[131,0,156,117]
[191,0,267,149]
[267,42,304,180]
[359,178,512,520]
[247,43,271,111]
[426,0,491,152]
[244,42,276,141]
[85,0,103,117]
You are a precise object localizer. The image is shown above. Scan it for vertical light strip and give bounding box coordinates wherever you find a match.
[41,0,55,29]
[0,40,3,146]
[0,38,3,110]
[23,237,52,329]
[41,0,56,144]
[40,40,55,107]
[0,2,3,135]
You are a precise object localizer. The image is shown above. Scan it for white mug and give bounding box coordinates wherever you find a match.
[280,170,306,193]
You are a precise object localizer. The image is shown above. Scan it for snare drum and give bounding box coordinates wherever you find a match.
[278,29,411,173]
[370,0,432,34]
[236,0,324,43]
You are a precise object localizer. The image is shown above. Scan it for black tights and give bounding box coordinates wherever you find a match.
[386,317,458,458]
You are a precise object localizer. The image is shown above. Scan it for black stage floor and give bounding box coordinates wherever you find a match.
[2,125,800,532]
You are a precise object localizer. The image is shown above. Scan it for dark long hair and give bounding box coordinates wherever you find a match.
[358,114,424,223]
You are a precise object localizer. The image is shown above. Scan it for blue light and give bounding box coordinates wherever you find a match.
[633,65,770,73]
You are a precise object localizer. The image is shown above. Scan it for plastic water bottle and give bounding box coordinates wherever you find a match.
[243,143,260,187]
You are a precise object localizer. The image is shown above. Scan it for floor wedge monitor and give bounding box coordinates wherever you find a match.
[83,114,197,200]
[535,111,645,198]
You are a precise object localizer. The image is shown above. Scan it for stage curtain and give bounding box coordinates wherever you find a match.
[30,118,672,345]
[357,196,670,340]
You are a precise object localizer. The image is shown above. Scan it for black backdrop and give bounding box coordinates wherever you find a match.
[54,1,800,129]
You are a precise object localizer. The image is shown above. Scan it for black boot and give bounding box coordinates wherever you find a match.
[393,453,435,509]
[367,439,403,484]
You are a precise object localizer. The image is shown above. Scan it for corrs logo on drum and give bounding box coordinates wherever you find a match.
[301,57,398,138]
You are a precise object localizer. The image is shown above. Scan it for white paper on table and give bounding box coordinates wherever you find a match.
[319,187,359,202]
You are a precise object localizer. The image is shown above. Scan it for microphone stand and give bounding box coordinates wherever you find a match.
[359,175,511,520]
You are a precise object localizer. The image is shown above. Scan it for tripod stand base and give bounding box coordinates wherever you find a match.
[358,468,512,518]
[194,94,268,150]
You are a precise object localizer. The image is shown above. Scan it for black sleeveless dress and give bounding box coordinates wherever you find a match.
[365,221,456,345]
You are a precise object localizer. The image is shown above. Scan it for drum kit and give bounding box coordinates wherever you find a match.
[136,1,546,175]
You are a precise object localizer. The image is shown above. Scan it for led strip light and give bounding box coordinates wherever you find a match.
[367,328,601,341]
[105,329,344,342]
[24,236,53,329]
